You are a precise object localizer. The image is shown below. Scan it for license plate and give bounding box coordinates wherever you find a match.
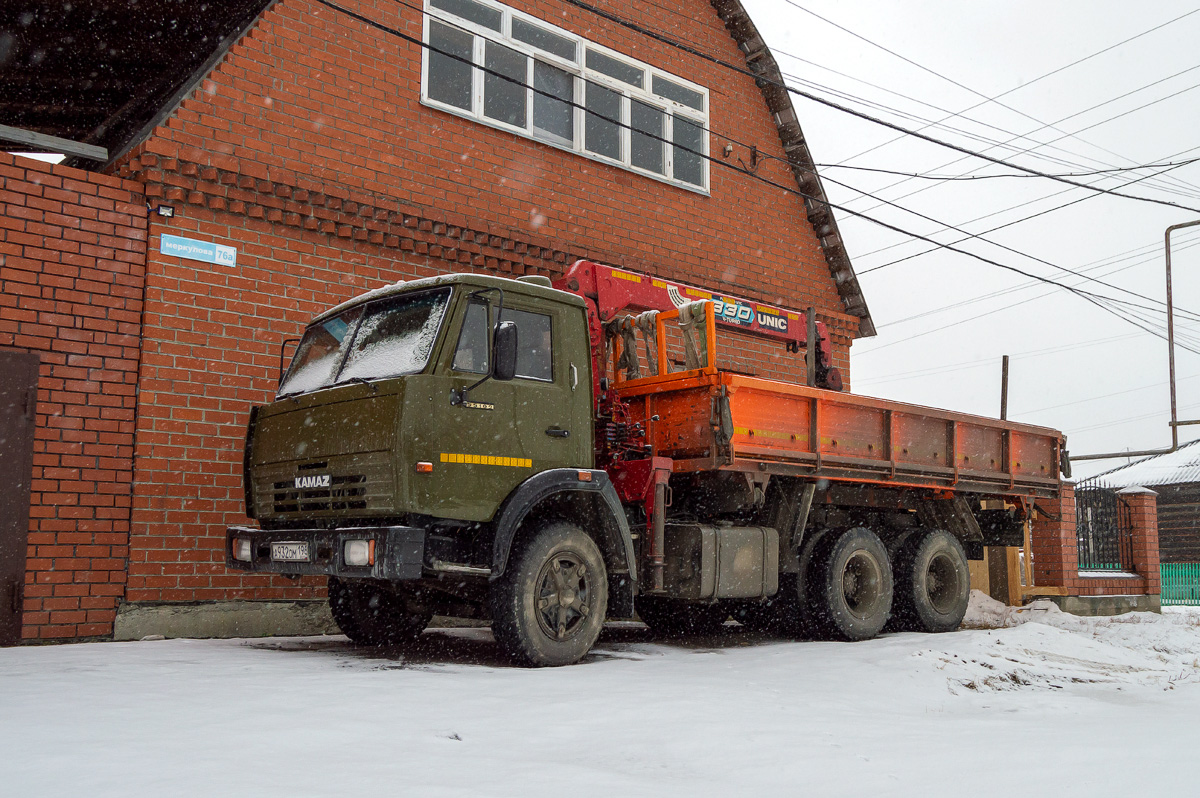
[271,541,310,562]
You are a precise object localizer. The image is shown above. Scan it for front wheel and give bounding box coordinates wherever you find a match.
[491,522,608,667]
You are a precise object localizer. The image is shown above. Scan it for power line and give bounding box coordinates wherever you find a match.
[858,151,1200,275]
[852,285,1200,359]
[776,58,1200,202]
[877,234,1200,332]
[814,158,1200,182]
[554,0,1200,213]
[850,141,1200,268]
[788,0,1200,199]
[834,63,1200,223]
[316,0,1199,350]
[1069,399,1200,436]
[808,160,1200,321]
[541,1,1200,324]
[1021,372,1200,416]
[855,333,1140,386]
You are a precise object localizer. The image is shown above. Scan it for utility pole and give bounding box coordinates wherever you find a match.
[1000,355,1009,421]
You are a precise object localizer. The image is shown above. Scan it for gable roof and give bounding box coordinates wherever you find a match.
[709,1,873,336]
[0,0,873,335]
[0,0,272,166]
[1080,439,1200,489]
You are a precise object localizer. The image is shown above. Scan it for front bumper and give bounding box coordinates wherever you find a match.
[226,525,425,581]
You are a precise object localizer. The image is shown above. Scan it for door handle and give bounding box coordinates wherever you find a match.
[545,427,570,438]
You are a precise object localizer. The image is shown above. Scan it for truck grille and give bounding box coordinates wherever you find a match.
[253,453,395,519]
[272,474,368,514]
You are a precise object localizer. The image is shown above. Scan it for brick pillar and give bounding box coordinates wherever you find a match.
[1118,487,1160,594]
[1031,483,1077,588]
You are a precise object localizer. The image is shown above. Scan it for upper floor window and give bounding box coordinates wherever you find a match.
[422,0,710,192]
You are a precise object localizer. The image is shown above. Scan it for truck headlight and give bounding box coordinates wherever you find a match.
[232,538,252,562]
[344,539,374,567]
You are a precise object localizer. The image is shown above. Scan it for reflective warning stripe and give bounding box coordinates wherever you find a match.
[439,453,533,468]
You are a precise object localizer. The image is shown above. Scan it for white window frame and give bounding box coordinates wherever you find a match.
[421,0,710,194]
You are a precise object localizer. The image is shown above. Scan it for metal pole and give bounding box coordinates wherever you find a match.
[1072,218,1200,461]
[806,306,817,388]
[1001,355,1009,421]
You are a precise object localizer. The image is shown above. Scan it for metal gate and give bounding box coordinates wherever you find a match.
[0,350,39,646]
[1074,485,1134,572]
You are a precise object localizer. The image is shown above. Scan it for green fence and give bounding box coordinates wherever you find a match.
[1160,563,1200,606]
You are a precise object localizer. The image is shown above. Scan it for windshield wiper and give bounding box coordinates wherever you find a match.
[341,376,378,394]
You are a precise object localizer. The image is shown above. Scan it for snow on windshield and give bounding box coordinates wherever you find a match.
[338,289,450,382]
[276,310,361,397]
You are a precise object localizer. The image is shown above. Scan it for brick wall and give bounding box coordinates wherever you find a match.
[123,0,860,337]
[1030,484,1161,598]
[110,0,864,605]
[0,152,147,639]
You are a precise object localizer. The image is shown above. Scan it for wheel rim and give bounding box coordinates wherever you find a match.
[534,551,594,642]
[925,552,962,614]
[841,549,883,620]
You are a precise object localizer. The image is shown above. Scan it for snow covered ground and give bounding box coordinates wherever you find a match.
[3,593,1199,797]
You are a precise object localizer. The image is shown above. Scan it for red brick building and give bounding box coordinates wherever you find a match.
[1,0,875,640]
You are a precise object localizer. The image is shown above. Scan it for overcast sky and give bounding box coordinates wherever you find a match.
[738,0,1200,479]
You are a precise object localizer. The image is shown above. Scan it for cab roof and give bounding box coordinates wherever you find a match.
[311,273,586,325]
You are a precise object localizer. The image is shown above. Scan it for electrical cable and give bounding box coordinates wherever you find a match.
[813,158,1200,182]
[1021,372,1200,416]
[852,142,1200,265]
[858,151,1200,275]
[809,162,1200,321]
[784,0,1200,199]
[855,333,1140,386]
[775,58,1200,201]
[878,234,1200,332]
[1070,399,1200,436]
[315,0,1198,351]
[554,0,1200,213]
[838,67,1200,214]
[392,0,1200,325]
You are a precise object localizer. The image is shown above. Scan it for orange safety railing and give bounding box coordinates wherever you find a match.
[610,301,719,387]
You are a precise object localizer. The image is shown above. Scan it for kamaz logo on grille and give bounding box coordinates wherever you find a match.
[294,474,331,489]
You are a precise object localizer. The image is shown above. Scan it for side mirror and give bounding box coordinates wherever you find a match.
[492,321,518,381]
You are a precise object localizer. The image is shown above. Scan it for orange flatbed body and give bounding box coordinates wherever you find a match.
[614,369,1064,500]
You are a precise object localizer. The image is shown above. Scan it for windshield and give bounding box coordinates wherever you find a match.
[277,287,451,397]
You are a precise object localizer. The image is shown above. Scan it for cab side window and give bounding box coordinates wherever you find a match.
[452,301,490,374]
[500,308,552,382]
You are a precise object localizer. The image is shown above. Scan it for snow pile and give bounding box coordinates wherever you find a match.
[919,590,1200,694]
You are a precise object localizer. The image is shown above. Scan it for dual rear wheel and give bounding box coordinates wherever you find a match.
[770,526,971,640]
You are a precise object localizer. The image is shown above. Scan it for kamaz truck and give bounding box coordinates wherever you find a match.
[227,261,1067,666]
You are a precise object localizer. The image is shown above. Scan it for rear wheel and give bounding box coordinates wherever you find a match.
[636,596,729,637]
[328,577,433,646]
[805,527,893,641]
[491,522,608,667]
[890,529,970,633]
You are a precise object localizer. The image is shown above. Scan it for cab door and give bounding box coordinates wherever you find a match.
[405,293,590,522]
[501,300,591,474]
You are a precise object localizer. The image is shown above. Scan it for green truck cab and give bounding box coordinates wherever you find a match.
[228,273,637,666]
